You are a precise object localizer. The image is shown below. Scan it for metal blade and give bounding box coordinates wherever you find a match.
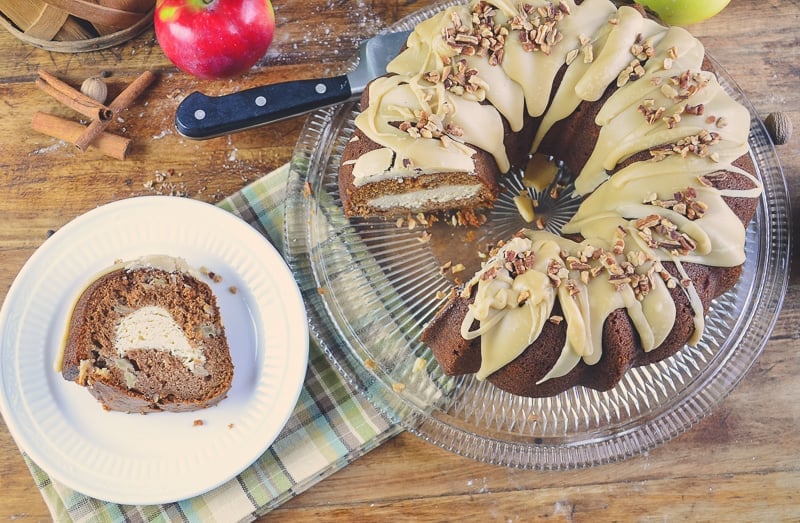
[346,30,412,96]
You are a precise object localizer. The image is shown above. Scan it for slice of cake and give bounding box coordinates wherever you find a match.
[59,256,234,413]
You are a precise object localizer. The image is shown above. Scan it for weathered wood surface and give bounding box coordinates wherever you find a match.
[0,1,798,521]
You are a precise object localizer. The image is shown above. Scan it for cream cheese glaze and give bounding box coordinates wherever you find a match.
[122,254,201,278]
[349,0,761,383]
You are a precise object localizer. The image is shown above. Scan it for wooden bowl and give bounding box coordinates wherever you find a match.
[0,0,155,52]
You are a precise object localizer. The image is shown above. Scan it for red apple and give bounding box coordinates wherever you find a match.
[154,0,275,80]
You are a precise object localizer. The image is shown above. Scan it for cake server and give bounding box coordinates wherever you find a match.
[174,30,412,139]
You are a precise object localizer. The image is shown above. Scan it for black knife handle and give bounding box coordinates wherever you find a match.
[175,76,353,139]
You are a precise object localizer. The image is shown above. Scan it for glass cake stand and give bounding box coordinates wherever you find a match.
[283,1,791,469]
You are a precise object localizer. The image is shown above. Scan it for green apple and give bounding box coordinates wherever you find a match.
[636,0,731,26]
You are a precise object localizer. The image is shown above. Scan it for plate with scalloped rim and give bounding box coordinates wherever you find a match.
[0,196,309,504]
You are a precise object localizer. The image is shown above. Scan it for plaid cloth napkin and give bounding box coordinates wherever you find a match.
[22,163,401,522]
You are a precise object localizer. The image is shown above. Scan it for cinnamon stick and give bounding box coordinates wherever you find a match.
[75,70,157,152]
[32,112,131,160]
[36,70,112,121]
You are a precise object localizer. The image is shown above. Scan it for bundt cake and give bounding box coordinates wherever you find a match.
[337,0,761,397]
[59,256,234,413]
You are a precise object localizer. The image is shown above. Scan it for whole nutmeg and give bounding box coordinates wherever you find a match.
[80,76,108,104]
[764,112,792,145]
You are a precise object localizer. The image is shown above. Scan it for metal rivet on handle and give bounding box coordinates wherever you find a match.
[315,83,327,94]
[194,109,206,120]
[255,96,267,107]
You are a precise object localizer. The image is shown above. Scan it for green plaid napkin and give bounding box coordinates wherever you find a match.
[22,163,401,522]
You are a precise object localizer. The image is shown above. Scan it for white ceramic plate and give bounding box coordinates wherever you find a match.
[0,196,309,505]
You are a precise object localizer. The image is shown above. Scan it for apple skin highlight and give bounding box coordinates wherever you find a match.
[636,0,731,26]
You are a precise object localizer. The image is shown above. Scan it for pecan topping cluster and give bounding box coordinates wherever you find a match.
[478,242,537,283]
[550,236,668,299]
[462,235,538,299]
[415,2,574,142]
[641,71,723,160]
[441,1,570,70]
[503,246,537,277]
[510,1,570,55]
[443,2,508,66]
[424,58,489,100]
[616,33,655,87]
[649,129,722,161]
[467,228,687,306]
[637,70,713,131]
[398,109,463,141]
[643,186,709,221]
[638,99,667,125]
[635,214,698,256]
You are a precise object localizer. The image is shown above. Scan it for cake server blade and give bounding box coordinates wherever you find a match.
[174,30,412,139]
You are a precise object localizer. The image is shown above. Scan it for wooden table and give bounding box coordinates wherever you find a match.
[1,1,798,520]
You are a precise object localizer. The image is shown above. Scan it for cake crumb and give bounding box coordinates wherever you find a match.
[464,229,476,242]
[193,419,204,427]
[412,357,427,373]
[450,263,466,274]
[228,423,235,429]
[392,382,406,393]
[364,358,377,370]
[456,209,487,227]
[228,286,238,294]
